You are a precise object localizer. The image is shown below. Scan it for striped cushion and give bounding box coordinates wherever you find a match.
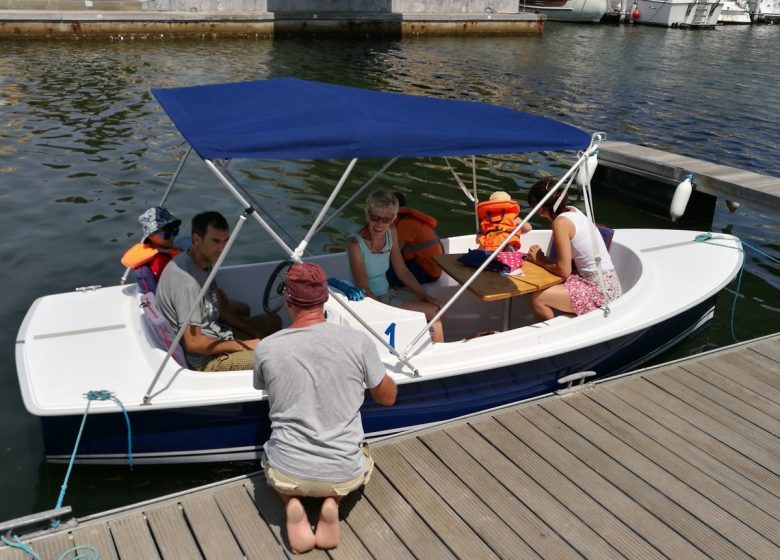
[141,292,187,368]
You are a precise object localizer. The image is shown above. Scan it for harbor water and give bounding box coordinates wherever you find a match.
[1,22,778,523]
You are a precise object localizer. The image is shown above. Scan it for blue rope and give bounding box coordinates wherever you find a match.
[1,535,100,559]
[1,535,41,560]
[50,390,133,530]
[695,234,780,343]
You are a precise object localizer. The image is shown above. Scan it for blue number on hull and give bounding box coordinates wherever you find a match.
[384,322,397,348]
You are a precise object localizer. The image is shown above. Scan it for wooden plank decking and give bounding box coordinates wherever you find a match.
[598,141,780,212]
[2,334,778,559]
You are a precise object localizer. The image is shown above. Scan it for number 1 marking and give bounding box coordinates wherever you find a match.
[384,322,397,349]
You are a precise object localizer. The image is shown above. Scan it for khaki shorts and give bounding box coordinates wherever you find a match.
[197,314,282,372]
[262,444,374,498]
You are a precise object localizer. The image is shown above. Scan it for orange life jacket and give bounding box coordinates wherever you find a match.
[121,243,181,269]
[394,207,443,278]
[477,199,522,252]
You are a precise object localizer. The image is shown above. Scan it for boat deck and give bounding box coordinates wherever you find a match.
[2,333,778,559]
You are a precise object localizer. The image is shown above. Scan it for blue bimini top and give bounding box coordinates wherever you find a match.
[152,78,590,161]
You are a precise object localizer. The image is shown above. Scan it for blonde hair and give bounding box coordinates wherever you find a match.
[365,189,399,216]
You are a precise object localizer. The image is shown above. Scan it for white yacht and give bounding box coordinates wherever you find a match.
[719,0,753,22]
[751,0,780,21]
[517,0,608,22]
[632,0,723,27]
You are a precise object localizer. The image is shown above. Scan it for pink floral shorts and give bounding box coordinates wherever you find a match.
[564,269,622,316]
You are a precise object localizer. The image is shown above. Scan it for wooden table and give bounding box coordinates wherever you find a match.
[434,253,563,329]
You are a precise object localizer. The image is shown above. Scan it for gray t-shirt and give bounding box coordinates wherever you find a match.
[156,252,233,369]
[253,322,386,482]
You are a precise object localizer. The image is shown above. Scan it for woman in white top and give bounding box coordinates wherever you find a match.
[524,178,622,321]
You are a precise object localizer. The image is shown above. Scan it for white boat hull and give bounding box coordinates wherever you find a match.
[15,228,743,464]
[718,0,753,22]
[518,0,609,22]
[634,0,724,26]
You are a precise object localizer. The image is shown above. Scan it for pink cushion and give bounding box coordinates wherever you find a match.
[141,292,187,368]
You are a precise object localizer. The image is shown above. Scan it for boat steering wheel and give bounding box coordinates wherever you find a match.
[262,259,294,314]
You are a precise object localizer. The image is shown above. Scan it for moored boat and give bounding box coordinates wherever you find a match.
[751,0,780,21]
[719,0,753,22]
[15,79,743,464]
[632,0,723,27]
[518,0,609,22]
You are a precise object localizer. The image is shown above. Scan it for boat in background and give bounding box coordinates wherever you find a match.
[632,0,723,27]
[518,0,608,22]
[719,0,753,22]
[751,0,780,21]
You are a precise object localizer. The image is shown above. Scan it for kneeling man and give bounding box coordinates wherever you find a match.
[253,262,397,554]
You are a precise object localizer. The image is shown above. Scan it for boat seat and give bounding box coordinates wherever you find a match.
[140,292,187,368]
[323,291,432,353]
[135,265,157,294]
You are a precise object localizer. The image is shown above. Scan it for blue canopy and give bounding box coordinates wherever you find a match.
[152,78,590,161]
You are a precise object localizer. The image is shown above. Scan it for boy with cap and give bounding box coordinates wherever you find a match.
[121,206,182,283]
[254,262,397,554]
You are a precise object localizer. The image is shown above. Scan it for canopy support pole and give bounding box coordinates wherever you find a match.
[400,147,598,358]
[142,209,253,405]
[315,158,398,235]
[205,160,296,257]
[159,146,192,208]
[292,158,358,260]
[472,156,479,232]
[121,146,193,285]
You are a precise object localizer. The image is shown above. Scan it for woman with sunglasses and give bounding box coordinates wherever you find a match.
[121,206,183,283]
[346,189,444,342]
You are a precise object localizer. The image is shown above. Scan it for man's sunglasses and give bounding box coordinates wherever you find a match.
[368,213,394,224]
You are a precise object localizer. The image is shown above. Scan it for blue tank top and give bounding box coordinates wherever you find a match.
[347,229,392,297]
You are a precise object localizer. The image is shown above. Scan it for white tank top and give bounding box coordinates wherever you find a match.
[559,208,614,275]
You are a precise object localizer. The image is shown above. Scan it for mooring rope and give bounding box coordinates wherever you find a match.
[50,390,133,529]
[694,233,779,343]
[1,534,99,559]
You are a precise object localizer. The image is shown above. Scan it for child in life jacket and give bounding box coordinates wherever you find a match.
[476,191,532,252]
[121,206,182,284]
[387,192,444,287]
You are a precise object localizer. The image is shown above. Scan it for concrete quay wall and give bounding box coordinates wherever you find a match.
[143,1,519,13]
[0,1,542,38]
[0,1,519,13]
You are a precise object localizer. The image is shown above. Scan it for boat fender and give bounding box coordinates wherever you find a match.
[576,152,598,188]
[670,173,693,222]
[631,6,641,19]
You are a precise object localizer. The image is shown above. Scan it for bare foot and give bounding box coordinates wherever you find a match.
[315,497,340,550]
[285,497,315,554]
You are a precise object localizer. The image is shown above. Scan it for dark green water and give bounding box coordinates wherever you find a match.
[0,23,778,522]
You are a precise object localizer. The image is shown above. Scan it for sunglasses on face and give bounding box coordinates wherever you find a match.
[154,227,179,240]
[368,213,394,224]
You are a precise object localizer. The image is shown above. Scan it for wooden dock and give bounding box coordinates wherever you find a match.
[2,333,778,559]
[598,141,780,213]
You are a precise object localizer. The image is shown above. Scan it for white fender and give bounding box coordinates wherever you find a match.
[576,153,598,188]
[670,174,693,221]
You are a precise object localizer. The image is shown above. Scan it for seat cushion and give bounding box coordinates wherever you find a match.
[141,292,187,368]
